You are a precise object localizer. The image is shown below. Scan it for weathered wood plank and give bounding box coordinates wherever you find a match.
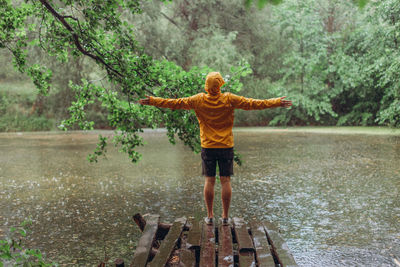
[199,219,216,267]
[133,213,147,232]
[238,251,256,267]
[179,218,201,267]
[263,223,297,267]
[233,217,255,267]
[218,219,234,267]
[180,218,201,266]
[130,215,296,267]
[233,217,254,252]
[179,248,197,267]
[148,217,186,267]
[263,221,278,232]
[186,218,202,249]
[249,221,275,267]
[131,214,160,267]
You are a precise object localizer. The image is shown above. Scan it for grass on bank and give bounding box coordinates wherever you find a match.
[0,81,54,132]
[1,81,37,97]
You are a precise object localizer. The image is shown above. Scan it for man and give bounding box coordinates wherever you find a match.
[139,72,292,225]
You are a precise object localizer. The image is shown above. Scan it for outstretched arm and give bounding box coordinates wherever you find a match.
[139,95,197,110]
[229,94,292,110]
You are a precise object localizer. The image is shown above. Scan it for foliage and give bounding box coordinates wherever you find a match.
[0,219,56,266]
[331,0,400,127]
[0,0,251,163]
[246,0,356,125]
[368,0,400,127]
[132,0,400,129]
[240,0,399,127]
[133,0,252,75]
[1,0,399,163]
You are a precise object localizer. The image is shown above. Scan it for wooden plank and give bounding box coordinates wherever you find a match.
[233,217,254,252]
[263,221,278,232]
[148,217,186,267]
[179,248,197,267]
[238,251,256,267]
[263,223,297,267]
[199,219,216,267]
[180,218,201,266]
[233,217,255,267]
[249,221,275,267]
[186,218,202,249]
[218,219,234,267]
[131,214,160,267]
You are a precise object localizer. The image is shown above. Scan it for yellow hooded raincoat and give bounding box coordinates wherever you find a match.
[149,72,281,148]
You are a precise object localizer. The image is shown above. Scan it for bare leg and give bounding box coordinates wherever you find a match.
[220,176,231,219]
[204,176,216,218]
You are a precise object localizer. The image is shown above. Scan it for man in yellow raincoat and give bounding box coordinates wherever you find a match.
[140,72,292,225]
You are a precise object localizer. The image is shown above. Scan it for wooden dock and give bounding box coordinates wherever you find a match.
[127,213,297,267]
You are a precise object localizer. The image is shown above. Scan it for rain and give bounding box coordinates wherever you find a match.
[0,130,399,266]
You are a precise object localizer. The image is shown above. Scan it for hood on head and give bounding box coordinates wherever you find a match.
[205,72,225,95]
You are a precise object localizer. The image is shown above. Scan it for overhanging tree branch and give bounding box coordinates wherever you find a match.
[37,0,160,97]
[38,0,124,78]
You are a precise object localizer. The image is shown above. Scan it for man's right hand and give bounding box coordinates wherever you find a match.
[279,96,292,108]
[139,96,151,105]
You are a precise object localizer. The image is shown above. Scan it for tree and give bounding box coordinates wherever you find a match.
[333,0,400,127]
[131,0,252,75]
[0,0,250,163]
[260,0,358,125]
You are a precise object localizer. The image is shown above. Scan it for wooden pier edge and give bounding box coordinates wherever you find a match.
[107,213,298,267]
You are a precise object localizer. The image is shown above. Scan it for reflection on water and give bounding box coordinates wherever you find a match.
[0,130,399,266]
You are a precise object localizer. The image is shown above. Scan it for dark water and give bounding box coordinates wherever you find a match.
[0,129,399,266]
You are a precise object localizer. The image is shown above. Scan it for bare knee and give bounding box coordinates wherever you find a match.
[205,176,216,186]
[220,176,231,184]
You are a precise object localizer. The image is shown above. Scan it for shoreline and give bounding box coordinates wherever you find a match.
[233,126,400,136]
[0,126,399,137]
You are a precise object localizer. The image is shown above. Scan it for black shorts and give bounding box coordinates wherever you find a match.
[201,147,234,177]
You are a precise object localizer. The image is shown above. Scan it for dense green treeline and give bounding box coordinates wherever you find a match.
[0,0,398,161]
[1,0,398,131]
[131,0,399,127]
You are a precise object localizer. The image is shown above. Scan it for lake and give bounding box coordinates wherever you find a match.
[0,128,399,266]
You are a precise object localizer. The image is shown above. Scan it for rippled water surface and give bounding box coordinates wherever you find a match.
[0,129,399,266]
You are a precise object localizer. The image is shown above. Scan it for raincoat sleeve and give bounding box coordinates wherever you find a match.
[149,95,198,110]
[229,93,281,110]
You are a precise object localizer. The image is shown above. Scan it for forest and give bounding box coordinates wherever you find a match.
[1,0,399,160]
[1,1,400,266]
